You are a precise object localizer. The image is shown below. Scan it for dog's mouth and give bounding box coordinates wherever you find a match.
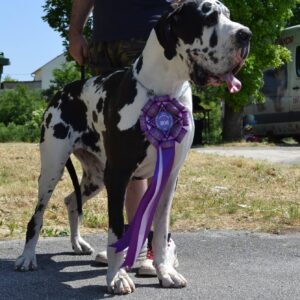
[206,46,249,93]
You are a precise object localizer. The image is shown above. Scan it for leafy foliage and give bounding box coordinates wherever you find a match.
[0,86,46,142]
[208,0,299,109]
[42,0,92,54]
[0,86,46,125]
[287,2,300,26]
[43,61,81,100]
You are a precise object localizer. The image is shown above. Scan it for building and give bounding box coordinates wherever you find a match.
[31,54,66,90]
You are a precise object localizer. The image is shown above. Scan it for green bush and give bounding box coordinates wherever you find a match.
[0,86,46,126]
[0,122,42,142]
[0,86,46,142]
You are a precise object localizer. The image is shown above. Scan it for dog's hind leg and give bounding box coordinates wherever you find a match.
[64,151,105,254]
[15,138,72,271]
[105,168,135,294]
[152,170,187,288]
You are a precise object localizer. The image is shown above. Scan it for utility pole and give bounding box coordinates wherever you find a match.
[0,52,10,89]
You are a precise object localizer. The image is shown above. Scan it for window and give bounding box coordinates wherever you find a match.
[262,64,287,97]
[296,46,300,77]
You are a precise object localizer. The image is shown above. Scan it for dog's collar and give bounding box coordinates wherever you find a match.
[134,76,156,97]
[134,75,190,100]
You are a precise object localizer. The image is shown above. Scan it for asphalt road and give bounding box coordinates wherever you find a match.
[195,145,300,165]
[1,231,300,300]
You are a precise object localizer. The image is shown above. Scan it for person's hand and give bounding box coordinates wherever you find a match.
[69,33,89,66]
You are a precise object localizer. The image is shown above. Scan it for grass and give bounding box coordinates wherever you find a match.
[0,143,299,240]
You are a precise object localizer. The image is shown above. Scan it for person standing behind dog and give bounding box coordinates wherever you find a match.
[68,0,178,276]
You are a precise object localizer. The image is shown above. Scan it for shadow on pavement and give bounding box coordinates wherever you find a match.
[0,252,113,300]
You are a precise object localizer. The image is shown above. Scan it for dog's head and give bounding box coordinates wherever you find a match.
[155,0,251,93]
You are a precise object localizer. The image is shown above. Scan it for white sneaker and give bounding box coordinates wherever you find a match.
[137,238,179,277]
[95,244,147,267]
[95,250,108,265]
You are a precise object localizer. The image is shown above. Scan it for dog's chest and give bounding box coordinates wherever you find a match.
[80,76,194,178]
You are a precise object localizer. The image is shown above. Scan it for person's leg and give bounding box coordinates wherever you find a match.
[125,179,148,222]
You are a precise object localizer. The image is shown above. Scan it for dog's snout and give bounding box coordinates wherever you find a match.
[236,28,252,45]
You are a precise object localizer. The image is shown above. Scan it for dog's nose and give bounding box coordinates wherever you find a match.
[236,28,252,45]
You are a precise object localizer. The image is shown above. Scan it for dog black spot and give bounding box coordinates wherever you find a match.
[103,69,138,119]
[204,10,219,27]
[202,2,212,14]
[209,29,218,48]
[155,12,178,60]
[53,123,70,139]
[83,183,99,197]
[81,126,101,153]
[93,111,98,123]
[202,47,208,53]
[59,81,88,132]
[179,54,184,61]
[192,49,200,56]
[40,125,45,144]
[96,98,104,113]
[25,216,36,243]
[135,55,143,74]
[48,91,62,109]
[45,113,52,128]
[209,51,219,64]
[190,64,210,86]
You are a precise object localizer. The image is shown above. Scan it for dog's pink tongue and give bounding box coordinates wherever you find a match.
[222,73,242,93]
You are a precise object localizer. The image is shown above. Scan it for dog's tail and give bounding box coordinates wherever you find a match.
[65,157,83,219]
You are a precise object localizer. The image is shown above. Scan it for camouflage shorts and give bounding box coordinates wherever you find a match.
[88,39,146,77]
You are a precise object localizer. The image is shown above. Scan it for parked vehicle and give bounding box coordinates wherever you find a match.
[243,25,300,141]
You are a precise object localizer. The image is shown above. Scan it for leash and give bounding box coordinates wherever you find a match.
[80,65,86,81]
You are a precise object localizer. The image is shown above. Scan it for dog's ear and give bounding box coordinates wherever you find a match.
[155,6,183,60]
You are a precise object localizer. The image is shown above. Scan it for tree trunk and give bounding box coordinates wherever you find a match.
[222,101,243,142]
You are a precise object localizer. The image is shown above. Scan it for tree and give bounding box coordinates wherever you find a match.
[287,3,300,26]
[219,0,299,140]
[0,86,46,125]
[42,0,300,140]
[42,0,92,53]
[43,61,81,101]
[3,75,17,82]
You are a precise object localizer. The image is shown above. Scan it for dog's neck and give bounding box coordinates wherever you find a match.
[133,30,190,99]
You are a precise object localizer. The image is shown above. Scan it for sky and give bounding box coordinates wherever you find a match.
[0,0,64,81]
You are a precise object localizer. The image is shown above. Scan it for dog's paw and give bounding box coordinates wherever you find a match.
[156,264,187,288]
[71,236,94,255]
[107,268,135,294]
[15,252,37,272]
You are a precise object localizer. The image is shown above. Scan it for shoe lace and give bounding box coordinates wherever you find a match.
[146,248,154,260]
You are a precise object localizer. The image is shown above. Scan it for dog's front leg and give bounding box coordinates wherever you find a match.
[105,168,135,295]
[152,171,187,288]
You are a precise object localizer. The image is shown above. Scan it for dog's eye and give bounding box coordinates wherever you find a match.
[201,2,213,14]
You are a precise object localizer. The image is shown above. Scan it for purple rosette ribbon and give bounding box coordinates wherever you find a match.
[111,95,189,268]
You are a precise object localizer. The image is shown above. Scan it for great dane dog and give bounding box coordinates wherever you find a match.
[15,0,251,294]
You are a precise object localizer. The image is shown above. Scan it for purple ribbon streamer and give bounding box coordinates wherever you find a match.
[112,147,175,268]
[111,95,188,268]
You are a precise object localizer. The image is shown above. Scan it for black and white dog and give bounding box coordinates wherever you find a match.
[15,0,251,294]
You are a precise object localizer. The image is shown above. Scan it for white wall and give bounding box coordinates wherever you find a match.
[33,54,66,90]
